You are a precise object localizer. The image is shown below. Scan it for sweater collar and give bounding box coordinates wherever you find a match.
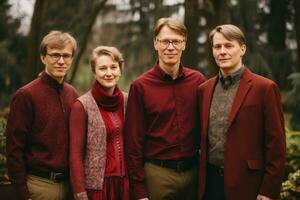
[91,81,123,112]
[40,71,64,91]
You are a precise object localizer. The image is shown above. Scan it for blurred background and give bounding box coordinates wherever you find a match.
[0,0,300,199]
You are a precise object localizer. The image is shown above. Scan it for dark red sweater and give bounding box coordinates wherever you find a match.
[6,72,78,199]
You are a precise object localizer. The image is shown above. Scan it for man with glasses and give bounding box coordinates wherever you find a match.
[6,31,78,200]
[125,18,205,200]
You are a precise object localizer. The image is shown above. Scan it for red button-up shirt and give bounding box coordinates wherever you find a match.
[124,63,205,199]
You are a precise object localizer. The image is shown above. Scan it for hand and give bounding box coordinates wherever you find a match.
[257,194,271,200]
[138,198,149,200]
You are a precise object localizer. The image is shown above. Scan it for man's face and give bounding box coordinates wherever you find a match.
[40,44,74,83]
[212,32,246,75]
[154,26,186,68]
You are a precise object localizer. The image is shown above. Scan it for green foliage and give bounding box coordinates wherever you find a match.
[281,170,300,200]
[286,128,300,166]
[280,128,300,199]
[0,0,26,109]
[0,110,9,184]
[286,73,300,131]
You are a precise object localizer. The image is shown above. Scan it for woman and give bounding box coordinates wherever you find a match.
[69,46,129,200]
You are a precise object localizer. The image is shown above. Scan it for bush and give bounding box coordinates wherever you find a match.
[0,109,9,184]
[280,128,300,199]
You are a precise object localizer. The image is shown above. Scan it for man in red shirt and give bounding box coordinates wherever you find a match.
[6,31,78,200]
[124,18,205,200]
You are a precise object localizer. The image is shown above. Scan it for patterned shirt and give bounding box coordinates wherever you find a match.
[208,67,244,166]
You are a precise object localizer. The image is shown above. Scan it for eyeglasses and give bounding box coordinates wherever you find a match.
[156,39,185,49]
[46,53,73,63]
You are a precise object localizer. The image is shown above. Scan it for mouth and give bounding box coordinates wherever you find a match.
[55,67,67,71]
[165,54,177,57]
[218,58,230,62]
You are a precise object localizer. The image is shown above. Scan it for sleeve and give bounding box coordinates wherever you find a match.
[124,83,148,199]
[6,89,32,200]
[69,100,88,199]
[259,82,286,199]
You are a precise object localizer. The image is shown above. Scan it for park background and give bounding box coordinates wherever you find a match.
[0,0,299,199]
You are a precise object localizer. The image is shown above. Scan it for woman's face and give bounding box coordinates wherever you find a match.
[94,54,121,94]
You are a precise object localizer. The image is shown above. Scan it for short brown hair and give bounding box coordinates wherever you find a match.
[40,31,77,56]
[90,46,124,73]
[153,18,187,40]
[209,24,246,46]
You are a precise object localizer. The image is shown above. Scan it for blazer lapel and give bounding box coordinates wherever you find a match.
[228,68,253,128]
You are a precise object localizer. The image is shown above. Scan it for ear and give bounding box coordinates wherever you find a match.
[40,55,46,65]
[154,39,159,51]
[240,44,246,56]
[182,41,186,51]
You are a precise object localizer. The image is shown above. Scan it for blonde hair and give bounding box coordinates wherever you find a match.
[209,24,246,46]
[153,18,187,40]
[90,46,124,73]
[40,30,77,56]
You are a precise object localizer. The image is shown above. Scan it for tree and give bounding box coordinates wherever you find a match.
[204,0,230,77]
[183,0,200,69]
[0,0,25,108]
[237,0,273,80]
[69,0,108,83]
[294,0,300,73]
[266,0,291,89]
[25,0,48,83]
[287,0,300,131]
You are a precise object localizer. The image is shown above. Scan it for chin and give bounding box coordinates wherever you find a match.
[164,60,177,65]
[55,72,67,77]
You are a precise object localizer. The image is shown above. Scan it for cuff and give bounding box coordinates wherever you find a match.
[74,191,88,200]
[132,183,148,199]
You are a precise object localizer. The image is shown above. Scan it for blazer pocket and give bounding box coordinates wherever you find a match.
[247,159,264,171]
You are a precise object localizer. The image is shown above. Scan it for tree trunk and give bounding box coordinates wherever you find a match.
[290,0,300,130]
[295,0,300,73]
[182,0,199,69]
[266,0,290,88]
[205,0,230,77]
[69,0,108,84]
[25,0,47,84]
[268,0,287,50]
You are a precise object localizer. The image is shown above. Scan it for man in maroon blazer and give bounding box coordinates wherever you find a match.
[197,24,286,200]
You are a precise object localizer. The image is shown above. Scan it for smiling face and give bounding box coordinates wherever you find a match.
[94,54,121,95]
[40,43,74,83]
[212,32,246,76]
[154,26,186,69]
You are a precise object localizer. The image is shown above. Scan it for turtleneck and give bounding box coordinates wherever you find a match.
[91,81,123,112]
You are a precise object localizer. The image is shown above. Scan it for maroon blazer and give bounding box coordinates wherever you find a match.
[198,68,286,200]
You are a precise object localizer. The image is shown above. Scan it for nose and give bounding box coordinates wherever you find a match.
[220,46,226,54]
[105,69,113,76]
[167,42,175,50]
[57,56,65,64]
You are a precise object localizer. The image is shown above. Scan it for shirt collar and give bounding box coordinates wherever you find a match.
[40,71,64,91]
[153,61,185,81]
[219,66,244,90]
